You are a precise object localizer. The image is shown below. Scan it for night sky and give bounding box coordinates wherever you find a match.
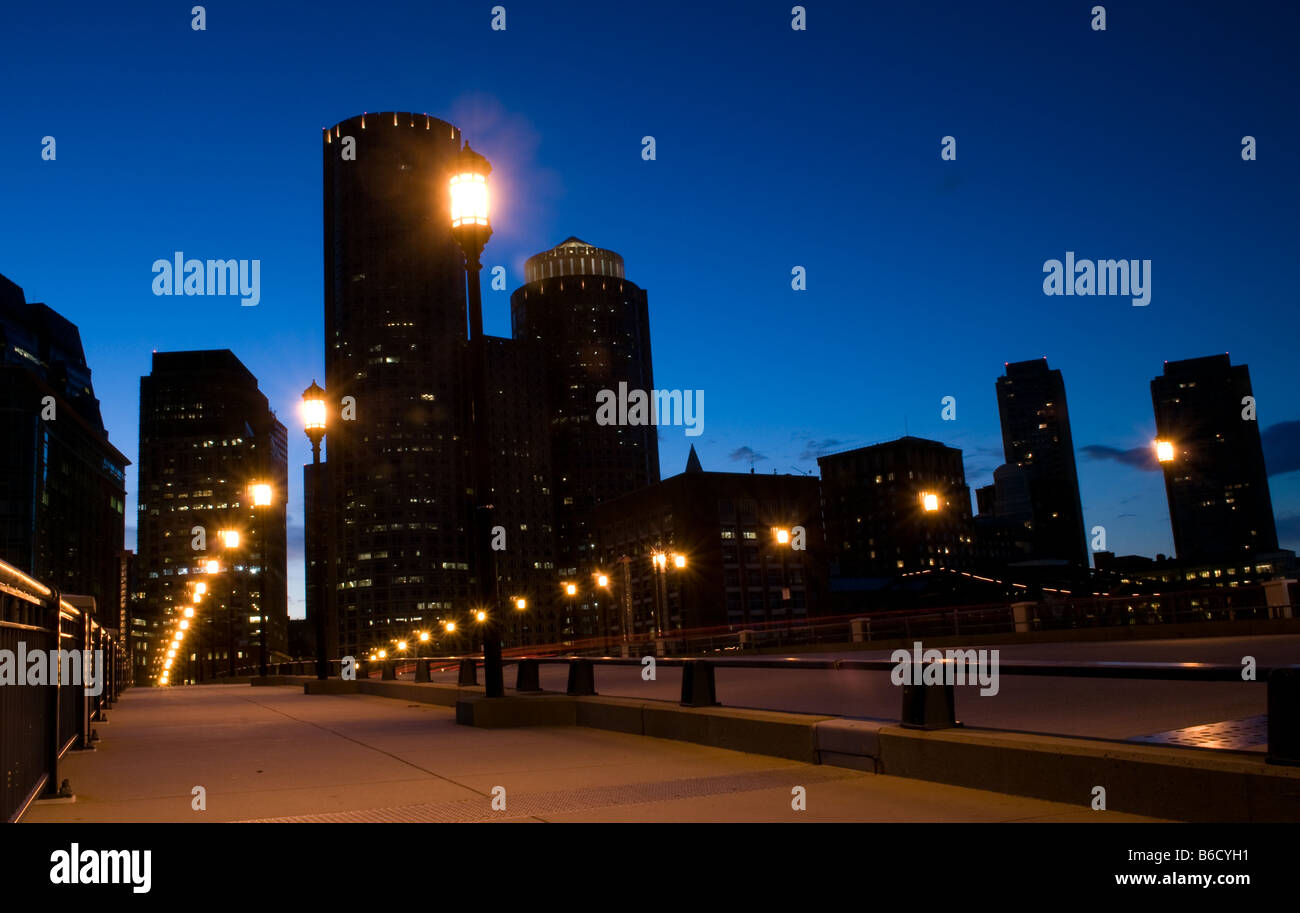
[3,0,1297,618]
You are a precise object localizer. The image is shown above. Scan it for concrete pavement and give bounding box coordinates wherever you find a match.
[22,684,1163,823]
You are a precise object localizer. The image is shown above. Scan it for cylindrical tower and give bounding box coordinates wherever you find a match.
[320,112,478,658]
[511,237,659,636]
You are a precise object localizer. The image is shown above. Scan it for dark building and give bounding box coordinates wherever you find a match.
[994,358,1088,567]
[593,447,825,638]
[481,336,559,645]
[818,437,976,580]
[137,350,288,683]
[0,273,128,627]
[511,237,659,631]
[1152,354,1278,563]
[317,113,569,658]
[319,113,477,659]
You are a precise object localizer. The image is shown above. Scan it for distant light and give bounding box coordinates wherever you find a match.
[396,640,408,651]
[1155,440,1175,463]
[673,554,687,569]
[921,492,940,512]
[475,610,487,622]
[515,597,527,610]
[596,574,609,588]
[419,631,430,642]
[565,583,578,596]
[205,559,221,574]
[774,528,790,545]
[445,621,457,633]
[251,484,273,507]
[183,607,195,618]
[377,650,387,660]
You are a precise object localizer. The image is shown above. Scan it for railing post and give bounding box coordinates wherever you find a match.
[566,659,596,696]
[381,659,396,680]
[42,591,63,796]
[457,658,478,686]
[900,681,958,730]
[515,659,541,693]
[680,660,718,707]
[78,611,91,744]
[1267,666,1300,766]
[415,658,431,682]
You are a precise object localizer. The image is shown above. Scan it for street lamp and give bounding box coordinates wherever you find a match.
[650,551,688,644]
[303,380,330,681]
[450,143,504,698]
[213,530,240,676]
[1155,439,1175,463]
[249,482,274,677]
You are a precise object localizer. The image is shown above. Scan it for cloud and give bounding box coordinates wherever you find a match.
[1082,420,1300,477]
[798,438,844,461]
[729,446,768,464]
[1262,420,1300,476]
[1080,444,1158,471]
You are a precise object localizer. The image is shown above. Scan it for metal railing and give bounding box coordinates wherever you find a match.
[350,651,1299,767]
[0,559,128,822]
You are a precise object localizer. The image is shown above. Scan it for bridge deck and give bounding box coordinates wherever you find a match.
[22,684,1161,823]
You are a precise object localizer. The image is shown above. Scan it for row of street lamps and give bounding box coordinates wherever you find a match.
[154,483,275,685]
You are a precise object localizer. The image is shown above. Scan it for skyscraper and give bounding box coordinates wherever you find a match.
[319,113,476,658]
[137,350,288,682]
[995,358,1088,567]
[511,237,659,635]
[0,273,128,625]
[1151,354,1277,563]
[318,113,563,656]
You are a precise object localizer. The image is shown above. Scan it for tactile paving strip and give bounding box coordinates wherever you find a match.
[238,765,859,822]
[1129,714,1267,752]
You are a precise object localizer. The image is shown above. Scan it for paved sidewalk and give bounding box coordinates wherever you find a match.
[23,684,1164,823]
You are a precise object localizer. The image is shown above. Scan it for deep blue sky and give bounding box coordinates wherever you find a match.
[3,1,1297,619]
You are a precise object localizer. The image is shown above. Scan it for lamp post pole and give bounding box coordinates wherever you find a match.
[450,145,504,698]
[303,381,329,680]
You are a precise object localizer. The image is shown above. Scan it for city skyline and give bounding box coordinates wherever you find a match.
[4,0,1299,620]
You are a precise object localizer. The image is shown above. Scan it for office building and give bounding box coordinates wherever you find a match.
[995,358,1088,566]
[0,273,128,625]
[1152,354,1278,562]
[137,350,288,681]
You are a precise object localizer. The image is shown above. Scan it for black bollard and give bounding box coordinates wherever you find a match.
[458,658,478,686]
[680,660,719,707]
[1267,667,1300,766]
[566,659,596,696]
[900,682,958,730]
[516,659,541,693]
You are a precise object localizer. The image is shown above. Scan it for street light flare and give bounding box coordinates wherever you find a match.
[1155,439,1175,463]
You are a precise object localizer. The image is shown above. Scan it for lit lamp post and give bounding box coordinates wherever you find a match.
[449,144,504,698]
[212,530,240,676]
[250,482,274,677]
[303,381,329,680]
[650,551,687,648]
